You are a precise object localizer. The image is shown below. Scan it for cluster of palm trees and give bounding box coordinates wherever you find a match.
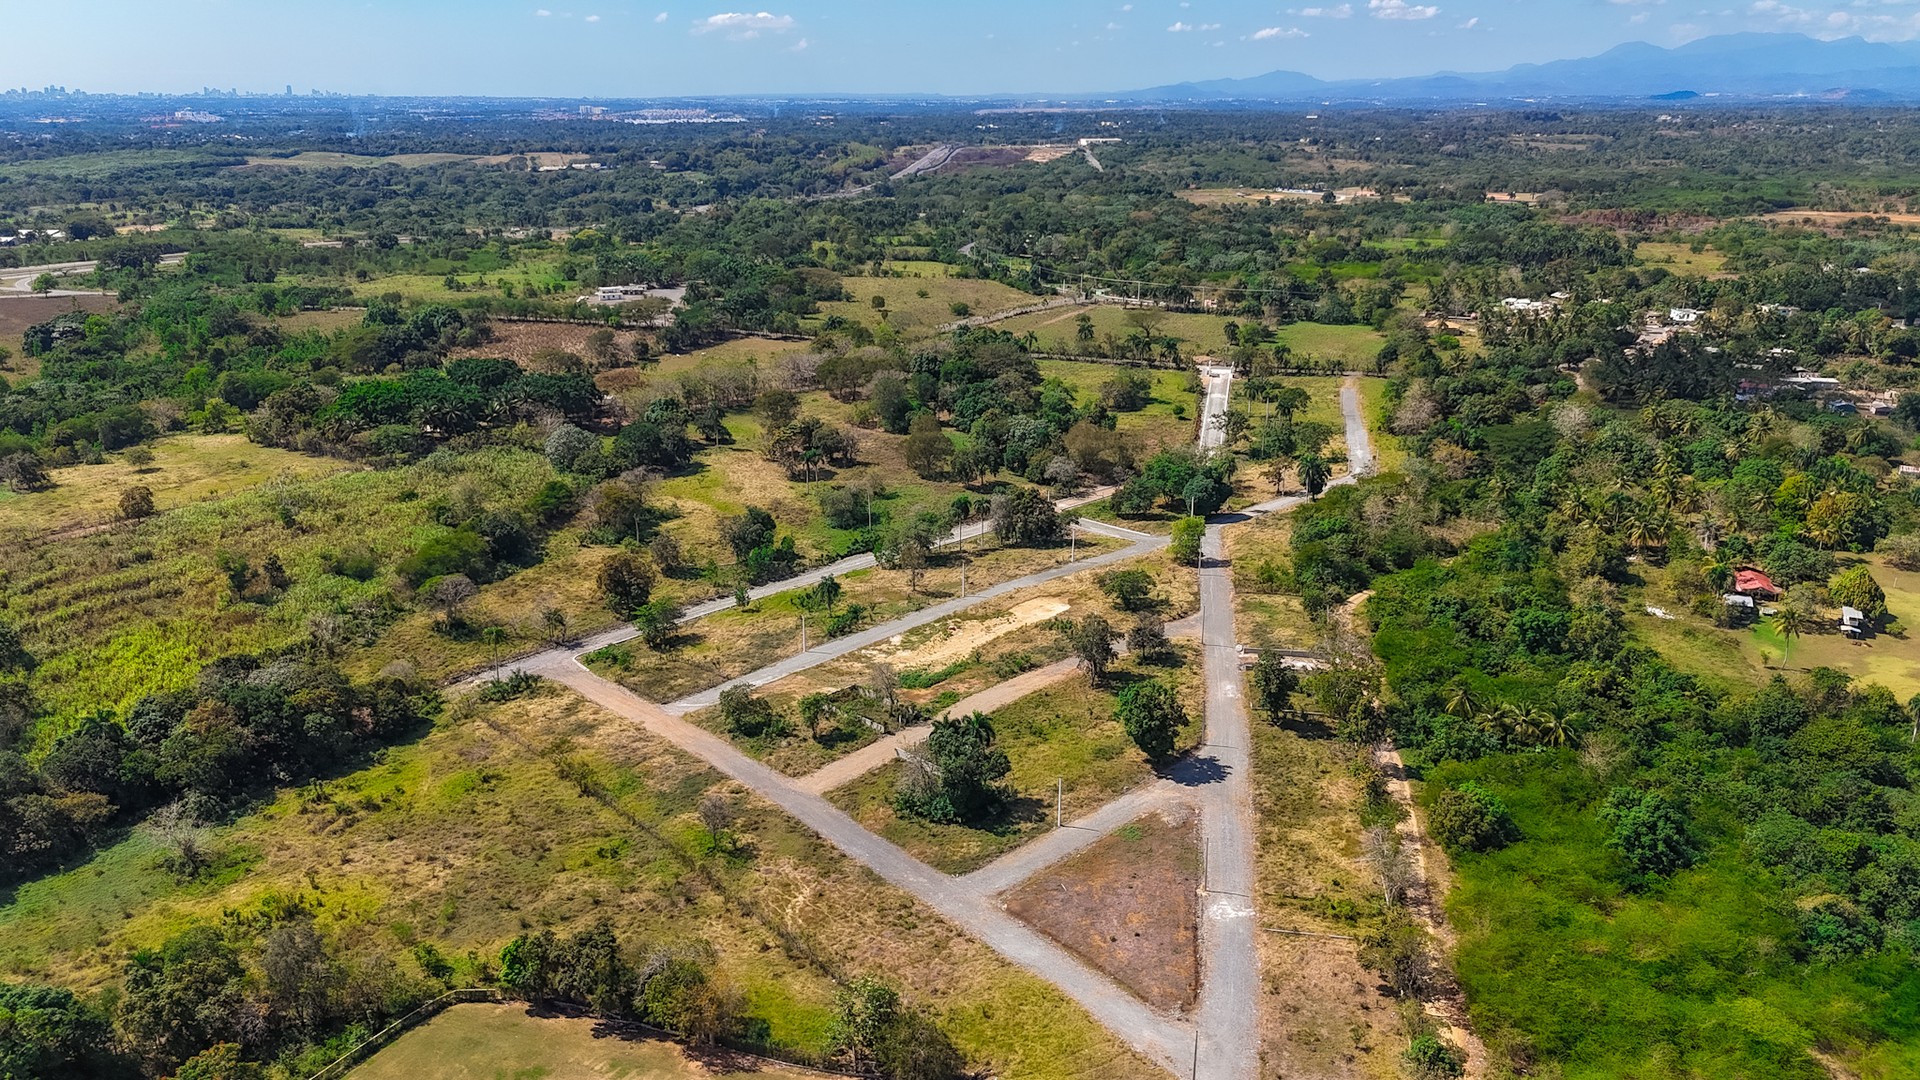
[1442,683,1577,749]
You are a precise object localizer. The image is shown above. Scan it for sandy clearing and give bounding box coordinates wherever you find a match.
[875,597,1068,672]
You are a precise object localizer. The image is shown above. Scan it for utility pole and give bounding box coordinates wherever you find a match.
[1056,777,1063,828]
[799,612,807,653]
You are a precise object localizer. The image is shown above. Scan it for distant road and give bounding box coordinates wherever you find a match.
[0,253,185,297]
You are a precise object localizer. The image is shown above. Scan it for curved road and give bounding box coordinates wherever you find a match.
[477,373,1376,1078]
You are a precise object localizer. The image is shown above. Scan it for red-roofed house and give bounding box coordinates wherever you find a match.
[1733,568,1780,599]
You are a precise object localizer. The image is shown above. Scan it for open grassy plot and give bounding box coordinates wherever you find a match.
[1036,358,1199,452]
[725,545,1203,776]
[1,447,567,734]
[1249,722,1404,1079]
[1003,808,1200,1012]
[0,687,1162,1080]
[348,1002,820,1080]
[810,276,1039,339]
[0,434,349,543]
[1226,515,1320,649]
[827,647,1203,874]
[241,151,479,169]
[585,535,1118,707]
[1000,305,1386,368]
[1634,241,1731,277]
[1629,553,1920,700]
[1353,376,1406,473]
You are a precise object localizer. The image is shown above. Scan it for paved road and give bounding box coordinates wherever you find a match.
[1197,364,1235,453]
[0,253,185,296]
[542,631,1197,1075]
[658,526,1163,713]
[1339,376,1374,477]
[794,655,1084,797]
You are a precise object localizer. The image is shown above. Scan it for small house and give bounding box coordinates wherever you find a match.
[1841,606,1868,637]
[1733,569,1780,599]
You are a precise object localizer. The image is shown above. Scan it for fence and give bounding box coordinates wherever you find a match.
[304,988,502,1080]
[304,991,862,1080]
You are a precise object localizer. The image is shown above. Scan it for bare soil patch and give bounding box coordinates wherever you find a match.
[1003,808,1200,1012]
[1258,933,1403,1080]
[0,295,117,379]
[1759,208,1920,228]
[451,321,655,367]
[875,596,1069,672]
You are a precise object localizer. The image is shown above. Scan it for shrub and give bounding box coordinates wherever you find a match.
[1114,680,1186,761]
[1429,781,1517,853]
[1170,516,1206,564]
[1599,786,1697,881]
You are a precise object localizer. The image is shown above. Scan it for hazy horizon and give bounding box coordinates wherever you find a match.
[4,0,1918,98]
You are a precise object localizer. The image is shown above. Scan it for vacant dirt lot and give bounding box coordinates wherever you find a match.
[0,295,117,380]
[1004,808,1200,1012]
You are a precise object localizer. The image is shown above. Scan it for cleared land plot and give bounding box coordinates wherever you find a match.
[1036,358,1198,452]
[0,689,1159,1080]
[809,276,1039,339]
[1227,516,1318,649]
[1003,808,1200,1012]
[587,536,1117,707]
[1629,554,1920,700]
[241,152,478,169]
[1758,208,1920,229]
[1249,722,1404,1079]
[827,649,1203,874]
[0,434,348,544]
[0,294,118,381]
[1000,306,1385,368]
[2,447,567,731]
[1635,241,1730,277]
[349,1002,816,1080]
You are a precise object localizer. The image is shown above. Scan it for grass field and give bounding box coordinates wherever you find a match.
[809,275,1039,339]
[0,434,349,544]
[1628,554,1920,700]
[588,536,1117,707]
[1036,359,1198,452]
[827,647,1204,874]
[0,687,1161,1080]
[997,305,1386,367]
[349,1003,818,1080]
[3,446,566,735]
[242,152,478,170]
[1635,241,1731,277]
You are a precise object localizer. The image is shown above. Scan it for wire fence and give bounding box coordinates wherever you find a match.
[302,991,864,1080]
[304,988,502,1080]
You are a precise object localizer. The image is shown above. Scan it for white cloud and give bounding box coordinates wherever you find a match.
[1294,3,1354,16]
[655,10,670,21]
[1630,11,1650,21]
[1168,20,1194,29]
[1457,15,1479,28]
[585,13,600,21]
[693,11,797,38]
[1370,0,1440,18]
[788,36,809,51]
[535,7,552,14]
[1252,25,1310,38]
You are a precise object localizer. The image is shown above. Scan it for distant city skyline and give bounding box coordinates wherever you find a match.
[2,0,1917,97]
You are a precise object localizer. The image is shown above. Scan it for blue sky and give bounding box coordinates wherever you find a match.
[2,0,1917,96]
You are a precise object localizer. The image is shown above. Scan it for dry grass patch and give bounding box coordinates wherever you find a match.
[590,536,1119,707]
[827,648,1204,874]
[0,686,1162,1080]
[1003,807,1200,1012]
[0,434,349,544]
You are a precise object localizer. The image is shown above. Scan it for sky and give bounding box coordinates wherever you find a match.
[2,0,1918,97]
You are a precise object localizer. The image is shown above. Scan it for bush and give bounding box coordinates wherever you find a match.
[1099,568,1157,611]
[398,528,489,586]
[1599,787,1697,881]
[1114,680,1186,761]
[718,686,788,739]
[1429,781,1517,853]
[1170,516,1206,564]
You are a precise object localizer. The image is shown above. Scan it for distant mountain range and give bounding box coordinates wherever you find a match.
[1123,33,1920,103]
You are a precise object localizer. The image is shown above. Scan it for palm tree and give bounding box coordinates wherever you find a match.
[1532,710,1574,748]
[1705,553,1734,593]
[1443,682,1481,721]
[1298,455,1332,499]
[1773,605,1810,669]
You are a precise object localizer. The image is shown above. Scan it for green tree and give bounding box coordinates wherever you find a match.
[895,711,1011,824]
[1298,453,1332,498]
[1830,565,1888,620]
[597,551,657,616]
[1248,652,1300,723]
[717,685,787,738]
[1065,614,1116,685]
[1599,787,1697,881]
[1099,568,1156,612]
[172,1043,265,1080]
[1429,782,1517,853]
[990,486,1063,545]
[632,598,683,649]
[902,413,955,479]
[1772,603,1810,668]
[1170,516,1206,564]
[1114,680,1186,761]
